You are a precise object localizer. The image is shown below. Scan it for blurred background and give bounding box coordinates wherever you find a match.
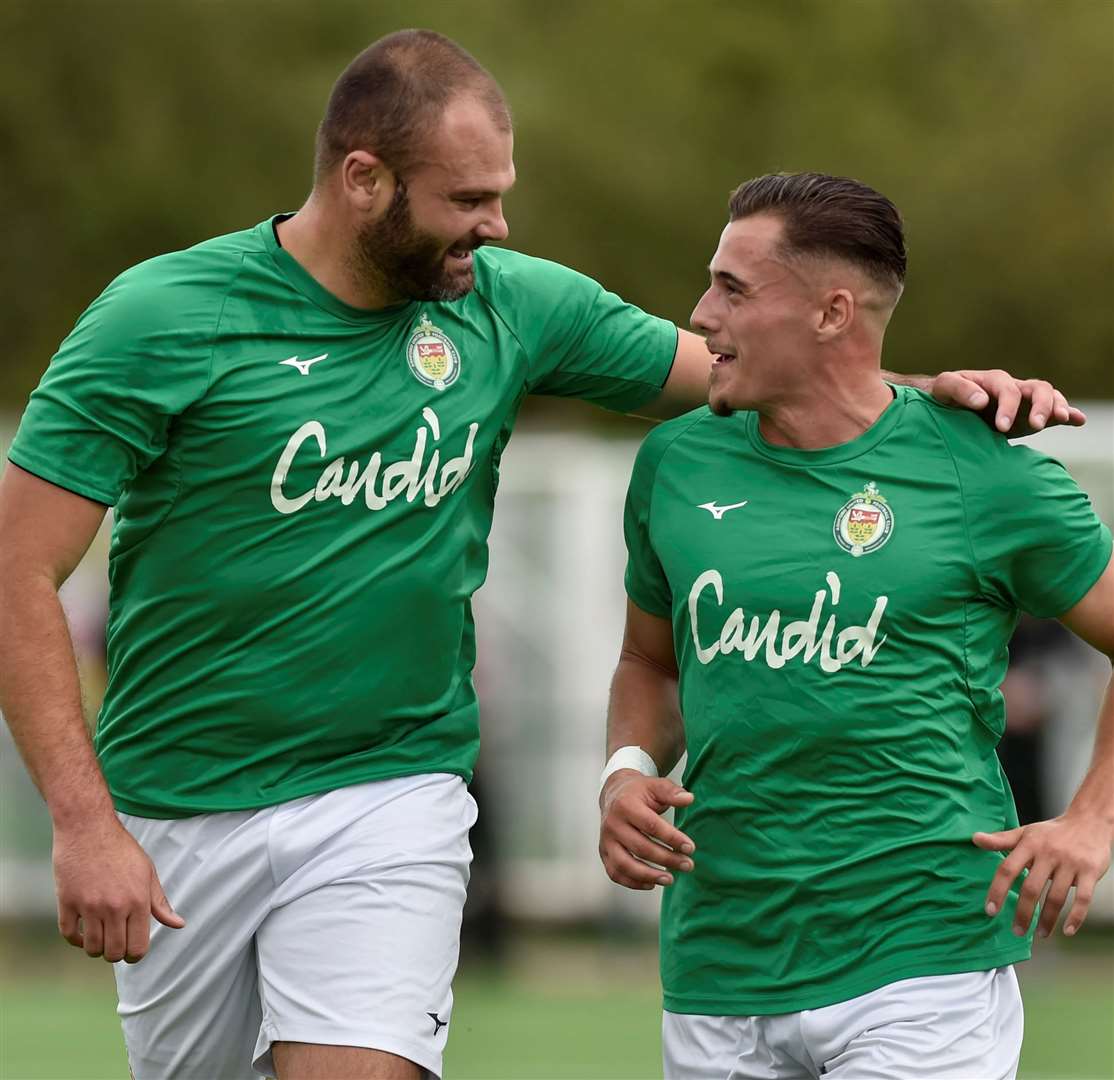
[1,1,1112,1077]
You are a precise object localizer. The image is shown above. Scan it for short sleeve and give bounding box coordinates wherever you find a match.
[8,267,215,506]
[962,440,1112,618]
[479,250,677,413]
[623,432,674,618]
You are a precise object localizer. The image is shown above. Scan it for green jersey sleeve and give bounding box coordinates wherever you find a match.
[8,264,216,505]
[623,420,692,618]
[478,249,677,412]
[940,414,1113,618]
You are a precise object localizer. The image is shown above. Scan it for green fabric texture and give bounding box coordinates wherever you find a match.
[11,217,677,817]
[623,385,1111,1014]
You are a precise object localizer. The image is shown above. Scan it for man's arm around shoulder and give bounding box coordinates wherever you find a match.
[640,328,1086,438]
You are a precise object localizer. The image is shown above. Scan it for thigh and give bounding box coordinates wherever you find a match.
[663,1011,813,1080]
[114,810,272,1080]
[254,774,478,1080]
[816,967,1024,1080]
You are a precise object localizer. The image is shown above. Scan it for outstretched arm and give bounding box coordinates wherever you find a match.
[974,554,1114,938]
[598,599,694,891]
[642,328,1085,437]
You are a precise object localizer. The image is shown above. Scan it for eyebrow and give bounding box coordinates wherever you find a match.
[709,267,749,291]
[451,180,516,199]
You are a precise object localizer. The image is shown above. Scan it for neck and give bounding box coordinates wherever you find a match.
[756,363,894,450]
[275,196,400,310]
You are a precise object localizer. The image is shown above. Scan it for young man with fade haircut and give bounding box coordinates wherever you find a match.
[0,25,1084,1080]
[599,172,1113,1080]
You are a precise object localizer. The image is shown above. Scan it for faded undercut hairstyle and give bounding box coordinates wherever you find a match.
[314,29,511,182]
[729,173,907,296]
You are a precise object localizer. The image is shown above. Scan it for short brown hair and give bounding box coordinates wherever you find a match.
[314,29,511,181]
[728,173,906,291]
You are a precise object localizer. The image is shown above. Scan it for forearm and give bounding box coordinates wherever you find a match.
[1065,671,1114,831]
[881,370,932,392]
[0,572,115,827]
[606,650,685,774]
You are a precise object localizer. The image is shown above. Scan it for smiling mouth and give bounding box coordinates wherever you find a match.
[446,245,477,266]
[711,352,736,366]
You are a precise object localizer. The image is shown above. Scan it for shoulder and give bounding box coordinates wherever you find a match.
[87,223,265,335]
[633,407,715,477]
[472,246,604,311]
[900,386,1074,496]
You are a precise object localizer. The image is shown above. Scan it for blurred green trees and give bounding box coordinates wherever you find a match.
[2,0,1111,408]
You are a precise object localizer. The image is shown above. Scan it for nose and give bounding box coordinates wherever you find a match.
[476,200,509,243]
[690,287,717,334]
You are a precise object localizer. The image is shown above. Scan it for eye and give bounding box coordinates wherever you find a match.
[454,196,483,210]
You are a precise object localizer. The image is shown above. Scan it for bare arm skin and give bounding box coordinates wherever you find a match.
[0,464,184,962]
[598,598,695,891]
[974,553,1114,937]
[642,328,1086,437]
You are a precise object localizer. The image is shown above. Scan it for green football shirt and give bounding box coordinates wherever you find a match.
[10,217,676,817]
[623,384,1111,1015]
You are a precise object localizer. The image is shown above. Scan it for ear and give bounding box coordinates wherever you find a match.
[816,288,854,341]
[340,150,397,216]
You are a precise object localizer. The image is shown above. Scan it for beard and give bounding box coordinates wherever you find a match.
[707,368,735,417]
[353,182,480,302]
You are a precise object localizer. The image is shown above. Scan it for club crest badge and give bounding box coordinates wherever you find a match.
[833,481,894,558]
[407,315,461,391]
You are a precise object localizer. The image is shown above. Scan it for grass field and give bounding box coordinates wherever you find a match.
[2,927,1112,1079]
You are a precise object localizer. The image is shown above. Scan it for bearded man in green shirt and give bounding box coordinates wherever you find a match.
[0,28,1086,1080]
[599,172,1113,1080]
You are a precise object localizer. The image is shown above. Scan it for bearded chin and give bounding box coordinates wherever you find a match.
[708,391,735,418]
[354,186,477,303]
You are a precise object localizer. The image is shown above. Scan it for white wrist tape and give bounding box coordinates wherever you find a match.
[600,745,659,791]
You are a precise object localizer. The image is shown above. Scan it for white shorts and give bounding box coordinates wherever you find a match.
[662,966,1023,1080]
[114,772,476,1080]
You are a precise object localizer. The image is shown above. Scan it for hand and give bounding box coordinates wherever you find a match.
[929,370,1086,437]
[973,813,1113,939]
[53,816,185,963]
[599,770,695,891]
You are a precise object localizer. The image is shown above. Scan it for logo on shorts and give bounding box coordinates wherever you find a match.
[833,481,894,557]
[428,1012,448,1036]
[407,315,461,391]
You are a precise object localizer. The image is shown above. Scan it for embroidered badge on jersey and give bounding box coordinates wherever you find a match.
[407,314,461,391]
[833,480,894,557]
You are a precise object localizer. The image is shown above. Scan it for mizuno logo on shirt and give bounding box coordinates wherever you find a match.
[698,500,748,519]
[279,353,328,375]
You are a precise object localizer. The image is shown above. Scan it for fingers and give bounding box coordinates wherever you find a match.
[984,843,1033,917]
[1063,878,1095,937]
[599,777,697,892]
[102,910,129,964]
[646,777,696,813]
[124,910,151,964]
[58,904,84,949]
[930,371,988,410]
[992,378,1022,432]
[1066,405,1087,426]
[80,915,105,959]
[1050,389,1071,425]
[972,828,1024,853]
[1037,868,1075,939]
[1012,859,1052,936]
[150,877,186,930]
[614,821,695,875]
